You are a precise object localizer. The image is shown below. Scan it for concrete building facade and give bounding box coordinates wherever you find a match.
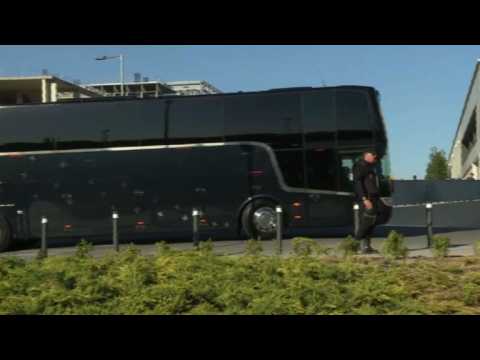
[449,60,480,180]
[0,76,222,105]
[165,81,222,95]
[85,80,221,97]
[84,80,175,98]
[0,76,99,105]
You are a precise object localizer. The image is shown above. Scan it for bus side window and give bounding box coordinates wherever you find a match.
[336,90,374,147]
[224,93,302,150]
[168,97,224,144]
[275,150,305,188]
[305,149,337,191]
[339,157,354,192]
[302,90,336,148]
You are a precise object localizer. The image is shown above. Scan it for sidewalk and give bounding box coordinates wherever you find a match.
[1,229,478,260]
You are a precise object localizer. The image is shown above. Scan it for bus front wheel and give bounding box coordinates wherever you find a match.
[241,200,281,240]
[0,217,12,252]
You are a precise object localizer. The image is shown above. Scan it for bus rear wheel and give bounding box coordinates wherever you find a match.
[0,217,12,252]
[241,200,280,240]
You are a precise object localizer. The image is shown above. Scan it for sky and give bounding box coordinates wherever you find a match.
[0,45,479,179]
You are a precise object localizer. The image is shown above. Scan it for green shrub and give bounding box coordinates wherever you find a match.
[75,239,93,258]
[245,239,263,256]
[292,237,330,257]
[463,283,480,306]
[36,249,47,260]
[198,239,214,254]
[123,244,141,256]
[337,236,360,258]
[381,231,408,260]
[432,236,450,258]
[292,237,315,257]
[3,242,480,315]
[315,244,331,256]
[473,241,480,257]
[155,241,172,256]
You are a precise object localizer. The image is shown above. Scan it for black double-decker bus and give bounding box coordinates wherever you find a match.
[0,86,392,251]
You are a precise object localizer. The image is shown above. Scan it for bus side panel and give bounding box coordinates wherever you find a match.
[102,145,251,237]
[0,156,29,242]
[307,193,354,227]
[23,145,253,240]
[5,144,282,242]
[26,153,112,238]
[247,145,356,229]
[167,145,251,234]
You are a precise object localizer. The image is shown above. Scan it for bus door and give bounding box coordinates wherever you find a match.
[305,148,350,227]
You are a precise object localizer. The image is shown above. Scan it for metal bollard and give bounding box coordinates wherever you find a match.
[353,204,360,238]
[276,206,283,255]
[426,203,433,248]
[112,211,119,252]
[41,216,48,257]
[16,210,24,241]
[192,209,199,249]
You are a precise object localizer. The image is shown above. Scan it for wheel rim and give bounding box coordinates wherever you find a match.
[252,207,277,234]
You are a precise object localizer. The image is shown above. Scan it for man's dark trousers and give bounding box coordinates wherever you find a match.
[355,197,389,245]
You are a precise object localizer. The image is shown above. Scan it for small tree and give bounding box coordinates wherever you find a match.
[432,235,450,258]
[337,236,360,258]
[381,231,408,260]
[425,147,449,180]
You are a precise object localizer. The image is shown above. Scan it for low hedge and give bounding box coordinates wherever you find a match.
[1,242,480,315]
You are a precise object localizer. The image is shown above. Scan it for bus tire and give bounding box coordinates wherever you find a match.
[0,217,12,252]
[241,200,280,240]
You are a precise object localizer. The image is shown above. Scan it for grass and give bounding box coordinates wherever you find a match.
[2,239,480,315]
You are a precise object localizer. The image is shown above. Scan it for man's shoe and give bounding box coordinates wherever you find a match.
[359,239,378,254]
[361,246,378,254]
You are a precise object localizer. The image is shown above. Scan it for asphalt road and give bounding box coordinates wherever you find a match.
[1,226,479,260]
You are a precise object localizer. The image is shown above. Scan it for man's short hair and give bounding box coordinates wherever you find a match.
[363,150,378,157]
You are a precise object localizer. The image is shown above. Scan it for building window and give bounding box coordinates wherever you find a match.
[462,108,477,162]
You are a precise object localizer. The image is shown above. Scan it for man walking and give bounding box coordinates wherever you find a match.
[353,150,388,254]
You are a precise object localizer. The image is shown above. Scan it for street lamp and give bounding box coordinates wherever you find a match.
[95,54,125,96]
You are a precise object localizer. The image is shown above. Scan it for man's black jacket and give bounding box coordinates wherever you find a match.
[352,159,380,201]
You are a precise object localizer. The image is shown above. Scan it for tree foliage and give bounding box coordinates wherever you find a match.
[425,147,449,180]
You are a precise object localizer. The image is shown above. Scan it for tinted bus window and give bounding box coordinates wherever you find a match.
[53,101,165,149]
[275,149,305,188]
[302,90,336,147]
[0,105,58,151]
[336,90,373,148]
[0,100,166,152]
[134,100,166,146]
[224,93,302,149]
[305,148,338,191]
[168,97,224,144]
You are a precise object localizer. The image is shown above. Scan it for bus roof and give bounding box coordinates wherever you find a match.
[0,85,378,108]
